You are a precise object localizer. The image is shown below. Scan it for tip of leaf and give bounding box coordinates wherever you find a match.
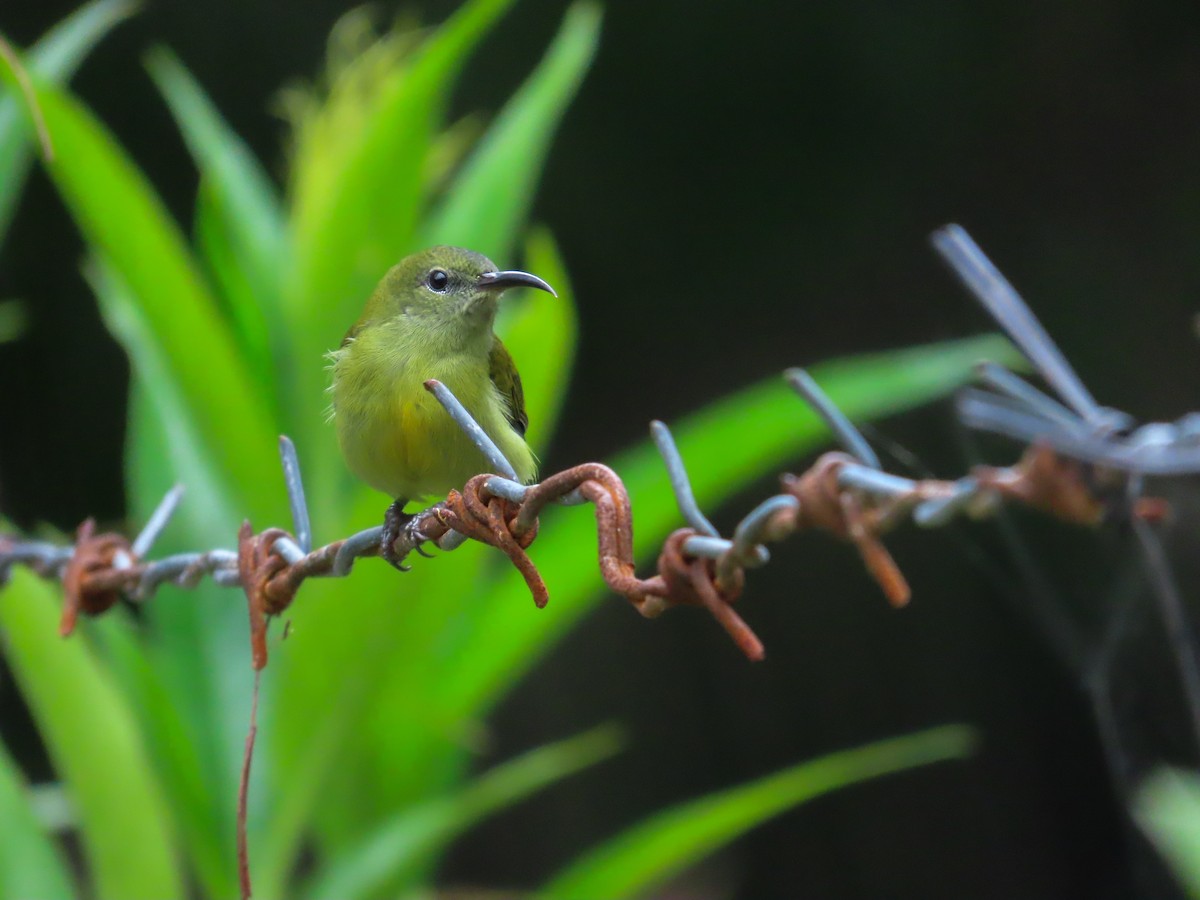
[0,36,54,162]
[564,0,605,29]
[141,42,177,75]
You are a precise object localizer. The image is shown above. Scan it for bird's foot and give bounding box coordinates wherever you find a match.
[381,500,414,571]
[381,500,437,571]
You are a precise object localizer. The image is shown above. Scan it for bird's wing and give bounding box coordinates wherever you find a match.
[489,337,528,436]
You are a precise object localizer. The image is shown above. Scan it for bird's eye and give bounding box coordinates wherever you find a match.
[426,269,450,292]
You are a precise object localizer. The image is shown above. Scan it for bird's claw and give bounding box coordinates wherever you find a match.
[381,500,415,572]
[381,500,439,570]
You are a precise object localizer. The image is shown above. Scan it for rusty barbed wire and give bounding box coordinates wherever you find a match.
[0,377,1156,669]
[0,385,1155,666]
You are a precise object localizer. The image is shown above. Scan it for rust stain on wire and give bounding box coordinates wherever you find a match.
[385,463,764,657]
[59,520,134,636]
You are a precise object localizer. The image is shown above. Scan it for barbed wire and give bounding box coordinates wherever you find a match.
[0,372,1140,670]
[3,223,1197,897]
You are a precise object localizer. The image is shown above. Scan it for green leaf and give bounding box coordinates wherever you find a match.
[421,2,601,260]
[1136,768,1200,897]
[539,725,975,899]
[85,254,242,536]
[307,538,496,829]
[193,178,270,378]
[0,298,26,342]
[423,113,484,196]
[0,738,78,900]
[0,0,137,243]
[144,45,286,397]
[307,37,597,830]
[0,58,282,523]
[89,611,236,900]
[437,334,1022,718]
[306,725,623,900]
[0,569,185,900]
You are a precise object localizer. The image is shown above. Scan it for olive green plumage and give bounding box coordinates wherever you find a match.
[329,246,554,507]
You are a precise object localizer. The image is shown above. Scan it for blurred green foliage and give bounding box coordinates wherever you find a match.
[0,299,25,343]
[0,0,136,347]
[1138,769,1200,897]
[0,1,1007,896]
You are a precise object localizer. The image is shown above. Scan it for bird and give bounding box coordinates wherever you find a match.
[328,245,556,566]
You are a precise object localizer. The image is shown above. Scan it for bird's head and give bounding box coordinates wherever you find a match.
[363,246,556,340]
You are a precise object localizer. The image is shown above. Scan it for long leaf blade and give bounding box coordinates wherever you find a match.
[271,2,597,843]
[0,739,79,900]
[262,536,498,893]
[0,59,282,522]
[306,725,623,899]
[0,299,26,343]
[144,45,286,393]
[89,612,237,900]
[1136,768,1200,897]
[261,3,541,886]
[539,725,975,899]
[336,335,1016,882]
[0,570,184,900]
[421,1,601,259]
[0,0,136,241]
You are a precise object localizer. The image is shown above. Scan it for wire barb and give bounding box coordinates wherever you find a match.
[131,485,185,558]
[932,223,1104,425]
[785,368,882,469]
[425,378,518,480]
[278,436,313,553]
[972,361,1084,434]
[650,420,719,537]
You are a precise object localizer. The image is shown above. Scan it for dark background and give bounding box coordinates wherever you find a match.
[6,0,1200,896]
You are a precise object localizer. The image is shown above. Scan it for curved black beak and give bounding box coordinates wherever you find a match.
[477,269,558,297]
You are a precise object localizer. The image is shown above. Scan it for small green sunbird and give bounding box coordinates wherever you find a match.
[330,246,556,562]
